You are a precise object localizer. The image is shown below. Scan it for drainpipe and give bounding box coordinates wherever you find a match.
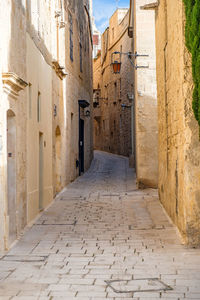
[132,0,137,171]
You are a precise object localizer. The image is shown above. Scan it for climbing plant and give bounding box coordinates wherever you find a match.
[183,0,200,125]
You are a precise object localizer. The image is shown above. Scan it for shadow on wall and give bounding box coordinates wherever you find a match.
[7,0,27,246]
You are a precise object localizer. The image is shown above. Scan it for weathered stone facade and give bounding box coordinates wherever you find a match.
[0,0,93,251]
[129,0,158,188]
[93,9,134,157]
[63,0,93,182]
[0,0,28,250]
[155,0,200,246]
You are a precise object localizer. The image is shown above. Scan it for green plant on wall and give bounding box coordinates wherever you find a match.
[183,0,200,125]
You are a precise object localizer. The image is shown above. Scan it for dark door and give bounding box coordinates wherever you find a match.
[79,119,84,175]
[7,110,17,245]
[39,132,43,211]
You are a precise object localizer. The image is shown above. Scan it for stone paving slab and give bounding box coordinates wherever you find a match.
[0,151,200,299]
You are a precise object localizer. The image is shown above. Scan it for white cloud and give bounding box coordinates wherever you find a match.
[93,0,116,32]
[98,19,110,33]
[93,0,129,33]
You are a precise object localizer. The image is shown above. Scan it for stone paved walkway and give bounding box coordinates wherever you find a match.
[1,151,200,300]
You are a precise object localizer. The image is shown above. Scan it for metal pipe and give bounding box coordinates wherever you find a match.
[113,51,148,57]
[131,0,137,169]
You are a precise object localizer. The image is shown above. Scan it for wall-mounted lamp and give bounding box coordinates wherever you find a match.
[111,52,122,74]
[78,100,90,118]
[84,110,90,118]
[111,51,149,74]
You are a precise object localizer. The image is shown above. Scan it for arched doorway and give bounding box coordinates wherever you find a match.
[7,109,16,245]
[55,126,61,193]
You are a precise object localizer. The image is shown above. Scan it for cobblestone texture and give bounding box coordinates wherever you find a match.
[0,151,200,299]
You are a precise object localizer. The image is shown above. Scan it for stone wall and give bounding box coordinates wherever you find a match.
[0,0,27,250]
[52,0,93,188]
[0,0,93,251]
[26,32,53,222]
[133,0,158,188]
[93,55,102,150]
[93,9,134,158]
[64,0,93,181]
[155,0,200,246]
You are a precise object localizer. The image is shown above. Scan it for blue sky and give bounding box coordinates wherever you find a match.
[93,0,130,33]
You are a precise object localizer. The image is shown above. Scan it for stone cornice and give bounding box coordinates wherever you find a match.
[140,2,159,10]
[84,5,93,47]
[52,61,67,80]
[2,72,28,99]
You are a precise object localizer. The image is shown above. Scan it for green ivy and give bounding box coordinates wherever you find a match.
[183,0,200,125]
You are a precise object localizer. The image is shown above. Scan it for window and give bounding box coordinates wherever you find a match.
[103,120,105,130]
[37,92,41,122]
[84,27,87,52]
[112,27,114,40]
[119,78,122,99]
[69,12,73,61]
[114,120,116,131]
[80,24,83,72]
[120,114,122,129]
[114,81,117,101]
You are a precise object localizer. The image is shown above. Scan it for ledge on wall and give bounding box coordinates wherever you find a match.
[52,60,67,80]
[2,72,28,99]
[128,26,133,38]
[140,1,158,10]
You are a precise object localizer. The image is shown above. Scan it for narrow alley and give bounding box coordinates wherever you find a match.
[1,151,200,300]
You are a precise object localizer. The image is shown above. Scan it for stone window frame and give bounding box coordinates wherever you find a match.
[79,24,83,73]
[112,27,114,40]
[119,78,122,99]
[80,43,83,73]
[114,81,117,102]
[68,11,73,62]
[37,91,41,123]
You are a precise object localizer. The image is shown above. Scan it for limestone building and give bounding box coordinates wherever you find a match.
[0,0,93,251]
[154,0,200,246]
[129,0,158,188]
[93,9,134,157]
[92,20,101,59]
